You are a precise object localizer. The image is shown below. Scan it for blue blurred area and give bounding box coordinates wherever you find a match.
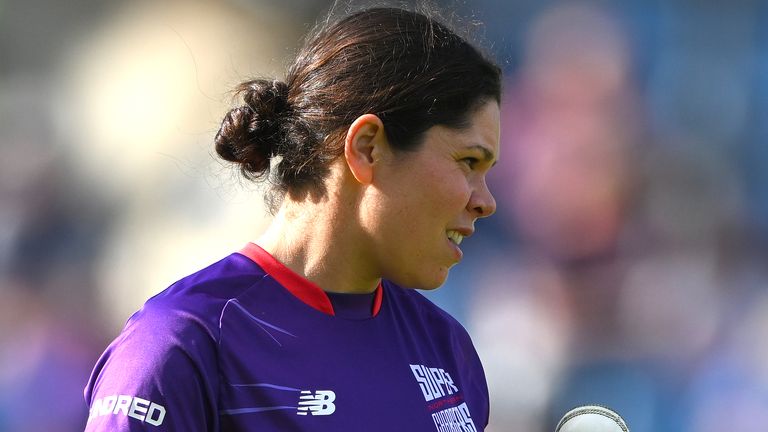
[2,1,768,431]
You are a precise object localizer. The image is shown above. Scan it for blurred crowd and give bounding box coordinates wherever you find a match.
[2,1,767,431]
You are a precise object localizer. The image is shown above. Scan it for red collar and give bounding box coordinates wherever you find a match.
[238,243,383,317]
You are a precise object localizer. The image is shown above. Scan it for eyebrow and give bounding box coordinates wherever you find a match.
[467,145,498,167]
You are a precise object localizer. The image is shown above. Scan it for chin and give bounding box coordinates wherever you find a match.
[409,269,450,290]
[390,276,444,290]
[417,283,443,291]
[385,263,451,290]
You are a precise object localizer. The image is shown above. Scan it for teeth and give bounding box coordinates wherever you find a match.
[447,230,464,245]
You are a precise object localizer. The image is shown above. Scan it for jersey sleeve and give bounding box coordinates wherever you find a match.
[84,301,220,431]
[452,325,490,429]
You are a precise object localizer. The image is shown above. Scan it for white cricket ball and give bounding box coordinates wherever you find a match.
[554,405,629,432]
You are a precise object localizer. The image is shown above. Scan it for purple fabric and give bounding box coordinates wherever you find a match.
[84,251,489,431]
[325,291,377,320]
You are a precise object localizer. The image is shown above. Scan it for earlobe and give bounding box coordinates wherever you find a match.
[344,114,385,184]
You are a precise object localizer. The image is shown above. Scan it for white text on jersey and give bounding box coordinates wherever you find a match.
[88,395,166,426]
[431,402,477,432]
[410,364,459,401]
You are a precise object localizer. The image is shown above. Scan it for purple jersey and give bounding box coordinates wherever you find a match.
[84,243,489,431]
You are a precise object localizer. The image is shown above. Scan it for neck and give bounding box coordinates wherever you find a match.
[256,188,379,294]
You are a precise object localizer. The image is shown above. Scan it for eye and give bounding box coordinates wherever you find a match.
[460,157,480,169]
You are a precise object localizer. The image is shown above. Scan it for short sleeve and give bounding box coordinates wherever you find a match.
[84,302,220,431]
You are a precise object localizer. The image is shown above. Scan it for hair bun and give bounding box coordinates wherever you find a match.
[214,79,290,179]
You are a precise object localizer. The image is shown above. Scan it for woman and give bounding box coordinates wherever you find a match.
[84,6,501,431]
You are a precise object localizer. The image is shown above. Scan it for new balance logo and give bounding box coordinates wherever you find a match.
[296,390,336,416]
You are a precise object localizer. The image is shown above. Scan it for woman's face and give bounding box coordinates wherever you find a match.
[364,101,500,289]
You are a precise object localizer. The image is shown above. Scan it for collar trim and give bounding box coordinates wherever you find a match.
[238,243,383,317]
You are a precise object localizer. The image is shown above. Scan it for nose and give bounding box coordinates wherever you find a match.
[468,178,496,218]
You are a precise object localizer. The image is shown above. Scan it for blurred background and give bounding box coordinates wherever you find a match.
[2,0,768,430]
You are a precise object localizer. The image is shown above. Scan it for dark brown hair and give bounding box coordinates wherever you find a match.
[215,7,501,207]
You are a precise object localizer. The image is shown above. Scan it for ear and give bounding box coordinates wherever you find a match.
[344,114,386,184]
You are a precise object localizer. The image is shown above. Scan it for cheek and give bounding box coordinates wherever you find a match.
[373,161,468,245]
[429,172,472,214]
[404,174,465,231]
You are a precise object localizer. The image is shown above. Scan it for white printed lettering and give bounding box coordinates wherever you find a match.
[100,395,117,416]
[128,397,149,421]
[444,371,458,394]
[145,402,166,426]
[410,364,461,402]
[89,398,101,420]
[411,364,435,401]
[88,395,166,426]
[113,395,132,416]
[431,403,477,432]
[430,368,446,398]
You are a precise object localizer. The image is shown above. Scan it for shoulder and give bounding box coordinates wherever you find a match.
[152,251,269,308]
[84,252,269,430]
[107,251,270,365]
[138,251,268,331]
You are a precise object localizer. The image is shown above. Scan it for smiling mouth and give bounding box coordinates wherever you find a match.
[447,230,464,245]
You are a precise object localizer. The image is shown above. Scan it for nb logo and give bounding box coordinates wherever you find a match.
[297,390,336,416]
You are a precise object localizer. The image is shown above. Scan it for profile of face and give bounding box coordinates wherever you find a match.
[362,101,500,289]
